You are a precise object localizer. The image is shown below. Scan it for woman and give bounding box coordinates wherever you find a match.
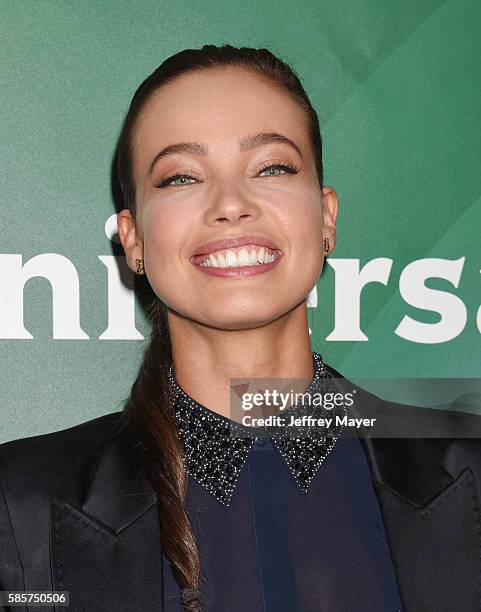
[1,45,480,612]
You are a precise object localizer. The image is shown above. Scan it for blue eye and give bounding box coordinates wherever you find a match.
[258,163,300,177]
[158,174,196,188]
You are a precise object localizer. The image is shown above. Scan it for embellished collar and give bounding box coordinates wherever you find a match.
[167,351,346,506]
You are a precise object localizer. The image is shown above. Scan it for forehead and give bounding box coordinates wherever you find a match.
[131,67,309,171]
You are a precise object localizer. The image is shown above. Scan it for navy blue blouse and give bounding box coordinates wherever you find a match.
[163,353,403,612]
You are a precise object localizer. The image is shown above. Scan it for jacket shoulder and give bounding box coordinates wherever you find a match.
[0,410,122,464]
[325,360,481,457]
[0,411,123,506]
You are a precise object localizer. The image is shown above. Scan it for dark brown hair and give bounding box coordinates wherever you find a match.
[117,44,324,611]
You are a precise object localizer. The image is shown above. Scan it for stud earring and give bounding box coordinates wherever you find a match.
[135,258,144,274]
[323,237,330,253]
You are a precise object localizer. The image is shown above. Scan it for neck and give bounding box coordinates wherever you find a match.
[167,301,316,419]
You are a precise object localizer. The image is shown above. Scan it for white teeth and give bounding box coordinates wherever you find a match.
[199,248,279,268]
[225,250,237,266]
[238,249,250,266]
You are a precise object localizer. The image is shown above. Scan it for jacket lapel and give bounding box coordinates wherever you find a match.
[50,411,163,612]
[362,439,481,612]
[325,363,481,612]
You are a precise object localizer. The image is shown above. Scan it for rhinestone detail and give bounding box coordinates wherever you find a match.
[167,351,346,506]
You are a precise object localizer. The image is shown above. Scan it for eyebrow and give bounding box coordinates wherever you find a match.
[148,131,304,175]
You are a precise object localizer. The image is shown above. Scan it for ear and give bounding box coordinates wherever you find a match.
[117,209,144,273]
[321,186,339,255]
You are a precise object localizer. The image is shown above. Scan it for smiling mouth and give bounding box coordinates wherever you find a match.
[191,245,282,268]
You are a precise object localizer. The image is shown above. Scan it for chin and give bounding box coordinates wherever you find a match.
[207,317,277,332]
[202,302,301,331]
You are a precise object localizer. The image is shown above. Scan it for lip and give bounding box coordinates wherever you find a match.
[190,235,282,258]
[192,256,282,278]
[189,234,283,279]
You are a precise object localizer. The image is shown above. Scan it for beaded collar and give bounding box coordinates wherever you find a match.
[167,351,346,506]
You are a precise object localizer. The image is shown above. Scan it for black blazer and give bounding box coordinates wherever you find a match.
[1,365,481,612]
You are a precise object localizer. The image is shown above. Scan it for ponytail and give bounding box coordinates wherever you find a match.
[123,298,201,610]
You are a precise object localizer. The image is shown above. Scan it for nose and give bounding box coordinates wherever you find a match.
[203,181,261,226]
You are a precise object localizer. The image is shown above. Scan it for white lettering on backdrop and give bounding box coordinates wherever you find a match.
[0,216,478,342]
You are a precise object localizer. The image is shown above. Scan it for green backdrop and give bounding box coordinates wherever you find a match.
[1,0,480,442]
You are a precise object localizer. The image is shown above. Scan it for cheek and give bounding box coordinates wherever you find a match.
[275,191,323,254]
[275,194,323,290]
[140,206,192,295]
[141,203,188,259]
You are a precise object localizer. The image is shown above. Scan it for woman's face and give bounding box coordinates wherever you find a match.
[118,67,337,330]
